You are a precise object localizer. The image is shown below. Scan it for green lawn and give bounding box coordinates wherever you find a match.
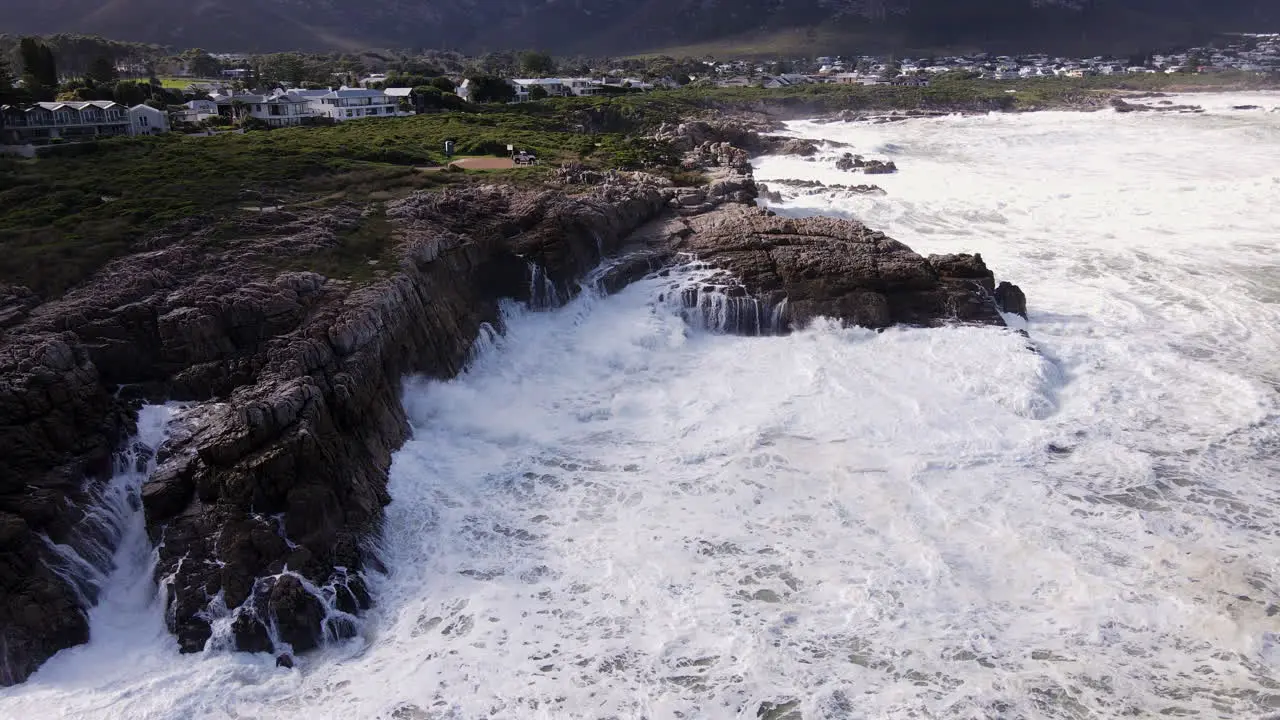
[156,76,223,89]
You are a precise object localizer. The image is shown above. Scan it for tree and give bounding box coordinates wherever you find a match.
[0,55,13,93]
[465,74,515,103]
[519,51,555,77]
[113,80,148,106]
[258,53,307,87]
[528,85,549,100]
[20,37,58,88]
[0,55,19,136]
[879,56,902,81]
[428,76,455,93]
[1183,52,1208,73]
[475,52,517,76]
[182,49,222,79]
[229,99,248,124]
[87,55,118,84]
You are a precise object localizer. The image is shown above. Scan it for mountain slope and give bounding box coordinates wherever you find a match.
[0,0,1276,55]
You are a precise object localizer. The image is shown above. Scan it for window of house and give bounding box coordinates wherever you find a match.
[345,110,353,118]
[139,116,149,127]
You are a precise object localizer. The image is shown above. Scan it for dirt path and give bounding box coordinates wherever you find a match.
[448,157,517,170]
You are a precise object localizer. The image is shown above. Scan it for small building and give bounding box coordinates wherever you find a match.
[129,104,170,135]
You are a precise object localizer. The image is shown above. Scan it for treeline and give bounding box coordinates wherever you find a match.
[0,37,182,110]
[0,33,169,76]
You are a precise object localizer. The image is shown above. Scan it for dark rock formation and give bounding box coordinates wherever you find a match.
[0,328,132,684]
[608,205,1022,334]
[142,181,671,657]
[0,178,671,680]
[995,281,1029,319]
[836,153,898,174]
[1110,97,1204,114]
[757,180,886,202]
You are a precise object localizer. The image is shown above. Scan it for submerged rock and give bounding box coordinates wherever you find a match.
[835,153,898,174]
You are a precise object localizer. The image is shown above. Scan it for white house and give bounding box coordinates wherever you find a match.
[211,93,304,126]
[309,88,398,121]
[129,104,169,135]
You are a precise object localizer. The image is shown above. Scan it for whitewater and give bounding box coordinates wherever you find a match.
[4,93,1279,719]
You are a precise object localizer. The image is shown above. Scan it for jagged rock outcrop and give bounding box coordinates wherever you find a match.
[144,180,672,655]
[0,328,130,685]
[611,205,1021,333]
[0,177,672,680]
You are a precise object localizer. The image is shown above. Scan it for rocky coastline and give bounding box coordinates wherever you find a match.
[0,117,1026,683]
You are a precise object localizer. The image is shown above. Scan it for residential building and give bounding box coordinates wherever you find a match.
[1,101,136,144]
[309,88,398,121]
[211,91,317,127]
[129,105,170,135]
[510,78,607,101]
[382,87,416,112]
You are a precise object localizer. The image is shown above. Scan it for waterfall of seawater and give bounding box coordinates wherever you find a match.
[4,92,1280,719]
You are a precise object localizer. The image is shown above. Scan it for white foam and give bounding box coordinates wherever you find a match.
[4,97,1280,719]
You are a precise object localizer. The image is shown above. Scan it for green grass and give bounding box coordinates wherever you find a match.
[157,76,223,89]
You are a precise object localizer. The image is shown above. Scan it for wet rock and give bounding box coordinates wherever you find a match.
[755,184,784,203]
[266,575,325,652]
[275,653,294,669]
[231,613,274,653]
[0,329,125,684]
[769,138,820,156]
[836,153,897,174]
[635,206,1015,331]
[1111,97,1203,113]
[995,281,1028,319]
[758,699,803,720]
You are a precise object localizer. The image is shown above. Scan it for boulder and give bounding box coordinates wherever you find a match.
[266,575,326,652]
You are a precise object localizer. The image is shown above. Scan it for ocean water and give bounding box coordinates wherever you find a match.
[3,94,1279,719]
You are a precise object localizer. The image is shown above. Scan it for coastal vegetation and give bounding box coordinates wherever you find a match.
[3,73,1277,297]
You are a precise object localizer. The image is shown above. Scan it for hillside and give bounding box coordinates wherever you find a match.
[0,0,1276,55]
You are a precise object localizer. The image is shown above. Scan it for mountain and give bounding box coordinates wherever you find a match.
[0,0,1276,55]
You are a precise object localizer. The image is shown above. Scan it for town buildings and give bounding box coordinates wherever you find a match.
[0,101,171,144]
